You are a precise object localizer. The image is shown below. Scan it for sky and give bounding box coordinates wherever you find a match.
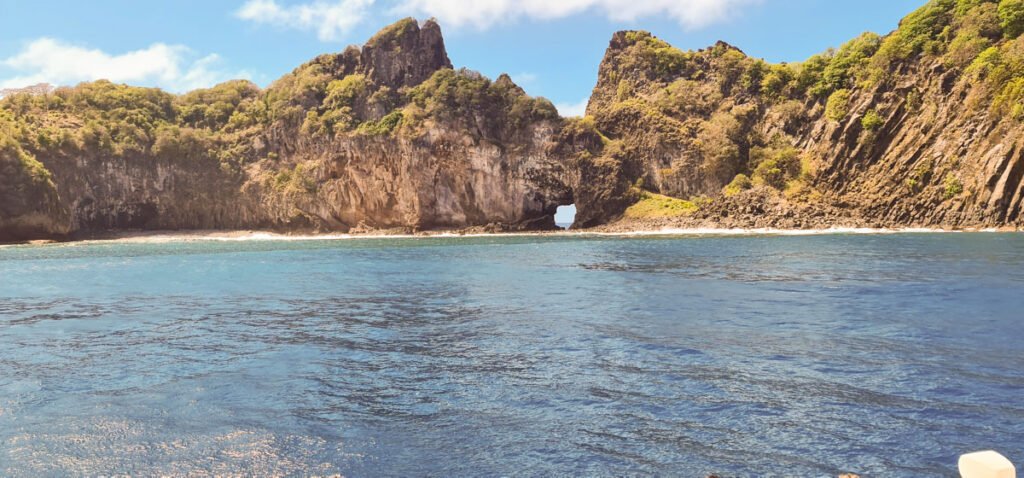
[1,0,927,116]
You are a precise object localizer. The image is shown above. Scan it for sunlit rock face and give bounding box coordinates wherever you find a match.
[0,19,578,240]
[6,2,1024,242]
[572,2,1024,229]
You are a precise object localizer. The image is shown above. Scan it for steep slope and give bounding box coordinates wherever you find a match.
[0,18,574,241]
[0,118,68,241]
[580,0,1024,229]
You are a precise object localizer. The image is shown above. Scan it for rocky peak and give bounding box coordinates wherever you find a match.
[493,73,526,95]
[359,17,452,89]
[706,40,744,56]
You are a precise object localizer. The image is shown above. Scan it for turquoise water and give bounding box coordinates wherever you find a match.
[1,233,1022,476]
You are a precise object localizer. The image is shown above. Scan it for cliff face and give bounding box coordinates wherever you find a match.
[0,132,68,241]
[580,0,1024,229]
[0,18,575,240]
[4,2,1024,242]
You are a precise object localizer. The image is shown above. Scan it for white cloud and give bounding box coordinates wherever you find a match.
[235,0,755,41]
[511,72,538,85]
[394,0,759,30]
[0,38,246,93]
[236,0,376,41]
[555,97,589,117]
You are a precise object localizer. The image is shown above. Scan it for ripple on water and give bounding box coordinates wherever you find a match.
[1,233,1023,476]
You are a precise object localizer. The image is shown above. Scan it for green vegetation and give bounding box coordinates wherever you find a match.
[825,89,852,121]
[624,190,698,218]
[271,163,318,194]
[698,111,744,182]
[723,174,753,196]
[944,173,965,198]
[0,118,60,222]
[750,145,803,189]
[965,29,1024,119]
[0,130,53,187]
[621,31,694,78]
[178,80,260,131]
[358,110,404,136]
[811,33,883,96]
[875,0,957,65]
[1000,0,1024,38]
[406,68,558,136]
[905,159,934,192]
[365,17,418,49]
[861,109,885,130]
[760,63,797,99]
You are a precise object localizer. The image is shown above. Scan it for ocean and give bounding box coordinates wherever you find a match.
[1,232,1022,476]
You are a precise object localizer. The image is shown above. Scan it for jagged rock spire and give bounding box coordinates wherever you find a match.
[359,18,452,89]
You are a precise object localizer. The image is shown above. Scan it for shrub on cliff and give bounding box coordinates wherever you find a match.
[324,74,367,111]
[698,112,744,182]
[760,63,798,100]
[811,32,883,96]
[861,109,885,130]
[621,31,693,79]
[0,132,53,188]
[266,61,333,124]
[656,79,723,116]
[177,80,260,131]
[357,110,404,136]
[365,17,418,49]
[0,128,61,229]
[1000,0,1024,38]
[875,0,957,64]
[944,173,965,198]
[723,174,753,196]
[152,125,216,163]
[751,146,802,190]
[943,2,1000,66]
[825,89,852,121]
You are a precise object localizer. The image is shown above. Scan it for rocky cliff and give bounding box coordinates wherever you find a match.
[4,1,1024,242]
[579,0,1024,229]
[0,19,574,241]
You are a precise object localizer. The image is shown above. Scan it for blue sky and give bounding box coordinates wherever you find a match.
[1,0,924,115]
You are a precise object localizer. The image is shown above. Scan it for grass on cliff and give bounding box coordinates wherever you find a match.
[624,190,698,219]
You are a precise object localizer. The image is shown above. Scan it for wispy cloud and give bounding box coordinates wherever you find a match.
[0,38,246,92]
[394,0,759,30]
[236,0,376,41]
[235,0,757,41]
[511,72,538,85]
[555,97,589,118]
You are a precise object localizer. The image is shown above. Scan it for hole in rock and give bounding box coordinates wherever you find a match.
[555,204,577,230]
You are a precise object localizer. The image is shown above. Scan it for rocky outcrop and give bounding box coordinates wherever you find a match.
[360,18,452,89]
[4,2,1024,242]
[576,1,1024,229]
[0,18,576,241]
[0,136,69,241]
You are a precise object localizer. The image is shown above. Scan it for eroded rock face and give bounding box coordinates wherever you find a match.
[577,7,1024,229]
[0,18,576,241]
[360,18,452,89]
[5,3,1024,242]
[800,61,1024,227]
[0,139,69,241]
[255,122,572,232]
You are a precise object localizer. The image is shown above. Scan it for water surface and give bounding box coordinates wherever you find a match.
[1,233,1022,476]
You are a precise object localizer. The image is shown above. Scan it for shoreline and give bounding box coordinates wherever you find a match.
[4,225,1020,247]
